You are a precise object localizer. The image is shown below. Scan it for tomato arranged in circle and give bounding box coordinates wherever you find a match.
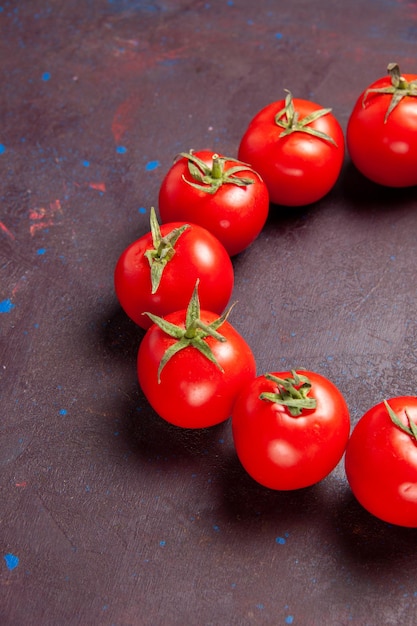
[232,370,350,490]
[345,396,417,527]
[158,150,269,256]
[137,285,256,429]
[347,63,417,187]
[238,92,345,206]
[114,208,234,329]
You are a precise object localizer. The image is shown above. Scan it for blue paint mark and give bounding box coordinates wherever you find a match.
[116,145,127,154]
[145,160,160,171]
[285,616,294,624]
[59,409,67,416]
[0,298,15,313]
[37,248,47,255]
[4,553,19,571]
[138,206,147,214]
[159,540,166,547]
[213,525,220,532]
[275,536,286,545]
[275,32,283,39]
[42,71,51,81]
[256,604,265,610]
[0,144,6,154]
[82,160,90,167]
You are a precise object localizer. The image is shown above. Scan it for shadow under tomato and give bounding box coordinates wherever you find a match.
[334,486,417,568]
[217,449,330,527]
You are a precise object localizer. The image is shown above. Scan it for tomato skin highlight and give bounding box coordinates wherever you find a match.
[114,221,234,330]
[231,371,350,490]
[137,309,257,429]
[347,73,417,187]
[238,98,345,207]
[345,397,417,527]
[158,150,269,256]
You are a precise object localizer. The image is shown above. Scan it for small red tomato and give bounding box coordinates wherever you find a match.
[347,63,417,187]
[137,283,256,429]
[345,397,417,527]
[114,208,234,329]
[232,370,350,490]
[158,150,269,256]
[238,91,344,206]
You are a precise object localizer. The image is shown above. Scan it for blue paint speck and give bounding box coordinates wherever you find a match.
[138,207,147,214]
[0,144,6,154]
[82,160,90,167]
[159,540,166,547]
[285,616,294,624]
[0,298,15,313]
[275,32,283,39]
[42,71,51,81]
[213,525,220,532]
[145,160,160,171]
[59,409,67,416]
[4,553,19,571]
[116,145,127,154]
[275,536,286,545]
[37,248,46,255]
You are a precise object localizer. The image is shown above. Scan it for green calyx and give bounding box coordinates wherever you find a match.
[178,150,258,194]
[384,400,417,442]
[143,280,235,383]
[144,207,190,294]
[363,62,417,123]
[274,90,337,146]
[259,369,317,417]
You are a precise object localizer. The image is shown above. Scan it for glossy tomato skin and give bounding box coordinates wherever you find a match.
[347,74,417,187]
[232,371,350,490]
[158,150,269,256]
[238,99,345,206]
[114,222,234,330]
[345,397,417,527]
[137,310,256,428]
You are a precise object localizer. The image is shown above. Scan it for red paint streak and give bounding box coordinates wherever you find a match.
[111,96,141,143]
[29,199,62,236]
[110,44,187,143]
[15,481,27,488]
[88,182,107,193]
[0,221,15,240]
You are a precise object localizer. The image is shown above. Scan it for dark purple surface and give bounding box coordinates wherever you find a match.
[1,1,417,624]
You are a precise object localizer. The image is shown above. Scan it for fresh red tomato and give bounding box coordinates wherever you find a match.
[137,283,256,429]
[347,63,417,187]
[158,150,269,256]
[114,208,234,330]
[345,396,417,527]
[231,370,350,490]
[238,91,345,206]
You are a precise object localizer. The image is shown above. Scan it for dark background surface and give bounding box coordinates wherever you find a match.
[1,1,417,624]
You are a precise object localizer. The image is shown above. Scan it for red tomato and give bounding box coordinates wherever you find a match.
[158,150,269,256]
[232,370,350,490]
[345,397,417,527]
[137,285,256,429]
[114,208,234,330]
[347,63,417,187]
[238,91,345,206]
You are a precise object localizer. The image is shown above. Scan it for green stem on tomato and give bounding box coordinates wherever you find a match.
[259,370,317,417]
[362,62,417,123]
[143,280,235,383]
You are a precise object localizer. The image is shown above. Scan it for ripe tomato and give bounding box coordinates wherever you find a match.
[345,397,417,527]
[158,150,269,256]
[231,370,350,490]
[347,63,417,187]
[238,91,345,206]
[114,208,234,330]
[137,283,256,428]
